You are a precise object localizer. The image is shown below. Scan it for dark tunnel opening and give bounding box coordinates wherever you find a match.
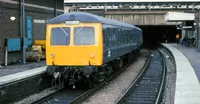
[137,25,181,46]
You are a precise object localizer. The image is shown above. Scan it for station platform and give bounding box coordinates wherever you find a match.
[1,44,200,104]
[163,43,200,104]
[0,61,46,85]
[170,44,200,82]
[0,61,45,77]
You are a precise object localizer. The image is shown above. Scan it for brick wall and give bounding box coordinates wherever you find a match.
[0,0,64,65]
[0,2,20,64]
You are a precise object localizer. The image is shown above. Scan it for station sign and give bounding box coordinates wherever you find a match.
[65,21,80,25]
[165,12,194,22]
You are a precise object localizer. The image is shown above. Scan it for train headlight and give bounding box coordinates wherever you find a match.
[90,53,95,58]
[50,53,55,59]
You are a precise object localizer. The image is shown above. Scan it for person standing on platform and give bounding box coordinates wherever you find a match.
[176,33,180,45]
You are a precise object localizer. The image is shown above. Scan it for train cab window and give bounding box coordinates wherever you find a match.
[50,27,70,45]
[74,27,95,45]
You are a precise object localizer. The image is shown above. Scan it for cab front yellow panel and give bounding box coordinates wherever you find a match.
[46,23,103,66]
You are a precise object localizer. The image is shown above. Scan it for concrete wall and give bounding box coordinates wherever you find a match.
[195,10,200,49]
[104,11,180,25]
[0,0,64,65]
[74,10,182,25]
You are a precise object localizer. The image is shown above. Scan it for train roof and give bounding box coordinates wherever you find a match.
[47,12,141,30]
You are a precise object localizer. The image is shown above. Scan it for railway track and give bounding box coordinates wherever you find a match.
[117,49,166,104]
[31,51,151,104]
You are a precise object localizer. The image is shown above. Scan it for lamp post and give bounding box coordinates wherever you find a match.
[197,9,200,50]
[20,0,26,64]
[54,0,57,17]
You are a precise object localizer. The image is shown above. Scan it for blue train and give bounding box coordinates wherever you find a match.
[46,12,143,88]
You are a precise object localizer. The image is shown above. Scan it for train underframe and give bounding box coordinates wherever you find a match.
[46,49,140,89]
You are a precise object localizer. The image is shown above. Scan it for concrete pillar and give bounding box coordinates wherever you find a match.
[196,9,200,50]
[54,0,57,17]
[20,0,26,64]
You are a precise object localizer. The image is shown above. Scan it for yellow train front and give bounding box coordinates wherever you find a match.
[46,12,143,88]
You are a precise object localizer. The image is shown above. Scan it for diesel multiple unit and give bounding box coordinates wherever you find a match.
[45,12,143,88]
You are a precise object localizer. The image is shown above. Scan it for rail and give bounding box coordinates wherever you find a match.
[116,49,166,104]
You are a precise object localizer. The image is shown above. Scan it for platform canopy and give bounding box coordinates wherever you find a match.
[64,0,200,10]
[164,12,195,22]
[65,0,200,3]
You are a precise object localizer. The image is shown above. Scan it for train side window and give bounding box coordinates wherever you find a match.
[130,30,132,44]
[124,30,126,44]
[123,29,125,45]
[132,31,135,43]
[109,28,112,48]
[135,31,137,42]
[74,27,95,45]
[134,30,136,43]
[116,30,119,46]
[120,29,122,45]
[116,28,119,46]
[128,30,130,44]
[126,30,128,44]
[124,30,128,44]
[106,29,110,48]
[108,34,111,48]
[110,29,114,47]
[135,31,138,43]
[130,31,131,44]
[132,30,134,43]
[130,30,133,44]
[50,27,70,45]
[112,29,115,47]
[103,29,107,47]
[122,30,123,45]
[113,34,116,47]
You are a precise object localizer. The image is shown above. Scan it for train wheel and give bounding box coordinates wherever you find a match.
[119,59,123,68]
[88,78,94,89]
[97,68,106,82]
[63,79,69,88]
[104,65,112,77]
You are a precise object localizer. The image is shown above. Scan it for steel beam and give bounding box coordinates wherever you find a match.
[20,0,26,64]
[64,2,200,10]
[54,0,57,17]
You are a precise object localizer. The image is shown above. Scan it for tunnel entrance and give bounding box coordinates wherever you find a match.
[137,25,181,45]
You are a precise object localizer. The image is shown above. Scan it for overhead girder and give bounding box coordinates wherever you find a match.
[65,2,200,10]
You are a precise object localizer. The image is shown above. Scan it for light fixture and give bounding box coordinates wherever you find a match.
[10,16,16,21]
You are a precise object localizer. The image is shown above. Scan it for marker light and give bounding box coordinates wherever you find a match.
[90,53,95,58]
[50,53,55,59]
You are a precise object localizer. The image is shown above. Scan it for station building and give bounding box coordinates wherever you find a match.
[0,0,64,64]
[64,1,200,50]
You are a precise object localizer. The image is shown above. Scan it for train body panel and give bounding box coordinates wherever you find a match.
[101,24,142,64]
[46,23,103,66]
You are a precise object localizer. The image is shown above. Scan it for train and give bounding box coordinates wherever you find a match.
[45,12,143,88]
